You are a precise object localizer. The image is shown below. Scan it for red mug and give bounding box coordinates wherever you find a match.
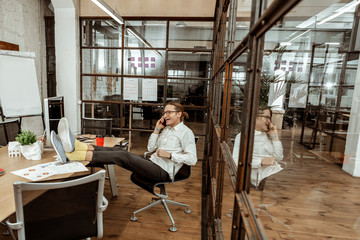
[96,137,104,146]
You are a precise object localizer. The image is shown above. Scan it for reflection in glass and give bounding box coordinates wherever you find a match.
[228,53,247,152]
[308,87,320,106]
[131,105,163,130]
[344,55,358,86]
[340,88,353,109]
[82,20,122,47]
[82,102,120,121]
[168,52,211,78]
[169,21,213,49]
[167,79,209,105]
[125,21,166,48]
[82,76,121,101]
[320,88,338,108]
[233,0,252,49]
[82,49,122,74]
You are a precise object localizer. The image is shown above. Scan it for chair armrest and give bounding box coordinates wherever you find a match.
[6,218,23,230]
[171,165,176,183]
[98,196,108,212]
[279,161,287,169]
[144,151,155,158]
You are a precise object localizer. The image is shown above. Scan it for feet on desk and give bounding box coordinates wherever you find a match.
[58,117,75,152]
[51,131,69,164]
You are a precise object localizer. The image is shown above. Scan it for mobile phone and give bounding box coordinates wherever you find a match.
[161,120,167,127]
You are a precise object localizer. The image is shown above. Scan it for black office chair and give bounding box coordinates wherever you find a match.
[6,170,108,240]
[0,119,21,146]
[130,136,199,232]
[82,117,113,137]
[0,123,7,147]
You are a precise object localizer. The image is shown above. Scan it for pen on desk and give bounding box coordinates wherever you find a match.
[41,129,46,143]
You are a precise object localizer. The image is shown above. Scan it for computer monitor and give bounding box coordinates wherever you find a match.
[44,96,64,146]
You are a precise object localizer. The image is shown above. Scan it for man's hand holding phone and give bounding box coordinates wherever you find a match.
[161,119,167,127]
[267,122,279,140]
[154,117,166,134]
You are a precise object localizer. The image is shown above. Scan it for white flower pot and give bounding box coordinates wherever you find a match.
[20,141,43,160]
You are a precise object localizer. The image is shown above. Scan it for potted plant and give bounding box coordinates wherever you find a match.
[16,130,42,160]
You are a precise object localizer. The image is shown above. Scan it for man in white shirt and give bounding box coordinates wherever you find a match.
[51,101,197,183]
[232,107,283,188]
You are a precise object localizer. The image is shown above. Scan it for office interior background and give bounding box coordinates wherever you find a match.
[1,0,360,238]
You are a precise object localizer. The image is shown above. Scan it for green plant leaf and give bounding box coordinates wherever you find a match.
[15,130,37,146]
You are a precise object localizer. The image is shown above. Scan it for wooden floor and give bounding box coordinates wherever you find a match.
[2,129,360,239]
[99,161,202,240]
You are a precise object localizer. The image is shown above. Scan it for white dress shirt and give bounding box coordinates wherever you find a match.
[232,130,283,186]
[148,122,197,180]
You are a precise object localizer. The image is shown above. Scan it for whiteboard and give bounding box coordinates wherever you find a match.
[0,52,42,117]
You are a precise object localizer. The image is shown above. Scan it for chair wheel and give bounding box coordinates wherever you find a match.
[130,216,137,221]
[185,209,191,214]
[169,226,177,232]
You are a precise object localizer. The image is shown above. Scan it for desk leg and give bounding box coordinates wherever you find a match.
[106,165,119,197]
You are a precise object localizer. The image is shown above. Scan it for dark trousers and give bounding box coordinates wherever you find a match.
[87,146,171,183]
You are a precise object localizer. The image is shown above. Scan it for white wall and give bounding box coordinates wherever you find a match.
[52,0,81,134]
[0,0,53,135]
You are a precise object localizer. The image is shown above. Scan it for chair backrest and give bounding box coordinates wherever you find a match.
[9,170,107,240]
[0,119,20,146]
[4,119,21,142]
[82,117,113,136]
[0,122,7,146]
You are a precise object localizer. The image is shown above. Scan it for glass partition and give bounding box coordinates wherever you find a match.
[123,49,166,76]
[234,0,252,49]
[82,49,122,74]
[125,21,166,48]
[242,0,360,238]
[82,20,122,47]
[227,53,248,149]
[167,51,211,78]
[166,79,209,105]
[169,21,213,49]
[130,104,163,130]
[82,76,121,101]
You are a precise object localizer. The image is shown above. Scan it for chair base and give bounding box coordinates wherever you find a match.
[0,221,10,236]
[130,197,191,232]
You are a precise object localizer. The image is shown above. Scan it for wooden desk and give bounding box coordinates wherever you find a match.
[0,146,88,221]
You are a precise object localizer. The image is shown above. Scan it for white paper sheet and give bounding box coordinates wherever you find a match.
[11,160,89,181]
[11,165,57,181]
[124,78,138,100]
[142,79,157,101]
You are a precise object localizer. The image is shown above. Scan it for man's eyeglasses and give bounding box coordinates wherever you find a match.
[258,115,271,120]
[163,111,179,116]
